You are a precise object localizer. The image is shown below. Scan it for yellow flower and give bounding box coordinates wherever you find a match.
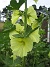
[9,31,33,59]
[15,23,24,33]
[22,6,37,26]
[11,10,20,25]
[31,20,38,30]
[9,28,40,59]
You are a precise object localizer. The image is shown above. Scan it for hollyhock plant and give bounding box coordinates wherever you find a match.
[9,0,40,60]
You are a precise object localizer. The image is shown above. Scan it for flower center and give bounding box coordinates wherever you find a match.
[20,41,25,45]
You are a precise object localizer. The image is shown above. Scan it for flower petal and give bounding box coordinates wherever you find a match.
[29,29,40,43]
[22,6,37,26]
[27,6,37,19]
[11,10,20,25]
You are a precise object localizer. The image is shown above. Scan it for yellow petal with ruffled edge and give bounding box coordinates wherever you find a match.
[27,6,37,19]
[22,6,37,26]
[11,10,20,25]
[9,31,33,59]
[29,29,40,43]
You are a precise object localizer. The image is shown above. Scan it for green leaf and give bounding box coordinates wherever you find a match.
[26,26,39,37]
[13,33,24,38]
[3,20,15,32]
[7,0,25,10]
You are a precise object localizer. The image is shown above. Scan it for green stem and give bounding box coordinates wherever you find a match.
[24,0,27,33]
[22,57,25,67]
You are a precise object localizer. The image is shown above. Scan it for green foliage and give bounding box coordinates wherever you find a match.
[7,0,25,10]
[26,42,50,67]
[3,20,15,32]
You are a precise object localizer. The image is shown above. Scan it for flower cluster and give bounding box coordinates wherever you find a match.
[9,6,40,59]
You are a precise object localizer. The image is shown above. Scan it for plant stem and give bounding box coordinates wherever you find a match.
[24,0,27,33]
[22,57,25,67]
[22,1,27,67]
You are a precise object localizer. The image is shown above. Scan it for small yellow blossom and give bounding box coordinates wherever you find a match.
[31,20,38,30]
[15,23,24,33]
